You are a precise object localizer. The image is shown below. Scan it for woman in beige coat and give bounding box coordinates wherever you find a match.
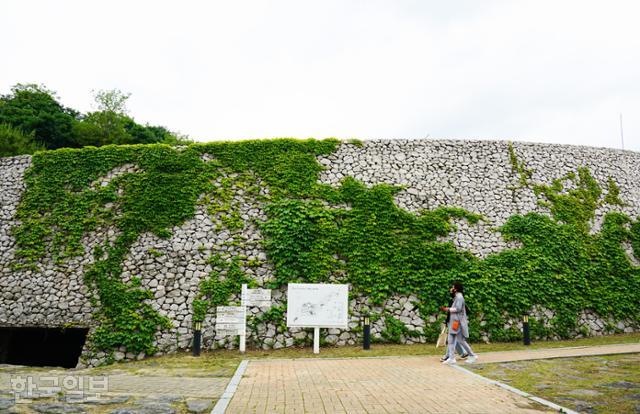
[440,282,478,364]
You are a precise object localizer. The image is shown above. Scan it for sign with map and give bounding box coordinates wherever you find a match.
[286,284,349,328]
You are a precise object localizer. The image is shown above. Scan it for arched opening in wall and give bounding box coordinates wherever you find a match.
[0,327,88,368]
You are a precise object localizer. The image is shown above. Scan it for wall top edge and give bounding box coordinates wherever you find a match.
[348,138,637,154]
[0,138,637,162]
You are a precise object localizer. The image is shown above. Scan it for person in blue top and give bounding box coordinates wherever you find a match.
[440,281,478,364]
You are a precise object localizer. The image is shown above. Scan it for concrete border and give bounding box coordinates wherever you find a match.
[211,359,248,414]
[451,364,580,414]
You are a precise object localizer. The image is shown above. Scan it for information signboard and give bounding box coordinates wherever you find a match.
[242,288,271,307]
[216,306,245,335]
[286,283,349,329]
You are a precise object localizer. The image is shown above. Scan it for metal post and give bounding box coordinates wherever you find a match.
[193,321,202,356]
[240,284,247,353]
[363,315,371,350]
[313,327,320,354]
[523,313,531,346]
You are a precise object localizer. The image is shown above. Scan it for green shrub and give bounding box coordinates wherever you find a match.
[0,123,44,157]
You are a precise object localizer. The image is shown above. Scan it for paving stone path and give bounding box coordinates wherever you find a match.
[225,358,552,413]
[225,343,640,414]
[1,343,638,413]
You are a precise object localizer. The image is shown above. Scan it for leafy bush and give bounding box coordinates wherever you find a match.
[0,123,43,157]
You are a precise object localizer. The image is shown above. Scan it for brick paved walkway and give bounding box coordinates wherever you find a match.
[225,343,640,414]
[225,358,552,413]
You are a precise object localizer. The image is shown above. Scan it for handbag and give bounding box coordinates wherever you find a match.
[436,325,448,348]
[451,320,460,331]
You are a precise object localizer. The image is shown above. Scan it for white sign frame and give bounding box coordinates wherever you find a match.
[286,283,349,329]
[213,285,273,352]
[286,283,349,354]
[242,288,271,307]
[215,306,246,336]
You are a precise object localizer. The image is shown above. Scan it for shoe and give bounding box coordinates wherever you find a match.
[465,355,478,364]
[442,358,457,365]
[459,353,469,359]
[440,355,449,362]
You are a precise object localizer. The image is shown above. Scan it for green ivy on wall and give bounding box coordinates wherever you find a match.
[12,140,339,355]
[11,139,640,358]
[507,142,533,188]
[13,145,221,355]
[380,314,421,343]
[632,220,640,259]
[192,255,252,323]
[261,177,483,305]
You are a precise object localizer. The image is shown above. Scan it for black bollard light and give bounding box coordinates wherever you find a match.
[193,321,202,356]
[363,315,371,350]
[523,313,531,346]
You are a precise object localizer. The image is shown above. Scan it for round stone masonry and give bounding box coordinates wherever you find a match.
[1,139,639,366]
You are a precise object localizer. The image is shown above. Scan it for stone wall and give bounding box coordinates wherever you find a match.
[1,139,639,366]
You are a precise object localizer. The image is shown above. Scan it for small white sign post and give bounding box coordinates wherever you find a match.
[286,283,349,354]
[216,284,271,353]
[313,327,320,354]
[241,284,272,353]
[240,285,247,353]
[242,285,272,307]
[215,285,271,353]
[215,306,245,337]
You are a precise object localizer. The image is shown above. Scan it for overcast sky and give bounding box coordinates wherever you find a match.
[2,1,639,151]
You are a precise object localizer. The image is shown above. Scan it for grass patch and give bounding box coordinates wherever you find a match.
[88,332,640,370]
[1,333,637,377]
[87,351,241,378]
[468,353,640,414]
[247,331,640,359]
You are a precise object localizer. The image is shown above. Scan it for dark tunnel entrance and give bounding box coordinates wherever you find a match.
[0,327,88,368]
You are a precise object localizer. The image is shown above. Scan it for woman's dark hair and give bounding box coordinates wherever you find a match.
[453,281,464,294]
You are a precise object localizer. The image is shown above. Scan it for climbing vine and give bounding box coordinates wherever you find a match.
[192,255,252,323]
[11,139,640,357]
[261,177,482,304]
[632,220,640,259]
[507,141,533,188]
[380,314,421,343]
[13,145,222,355]
[604,177,625,206]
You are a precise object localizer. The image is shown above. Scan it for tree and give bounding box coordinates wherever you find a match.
[0,123,44,157]
[2,84,190,149]
[75,89,186,146]
[93,89,131,114]
[74,89,132,146]
[73,111,132,146]
[125,122,189,145]
[0,84,79,149]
